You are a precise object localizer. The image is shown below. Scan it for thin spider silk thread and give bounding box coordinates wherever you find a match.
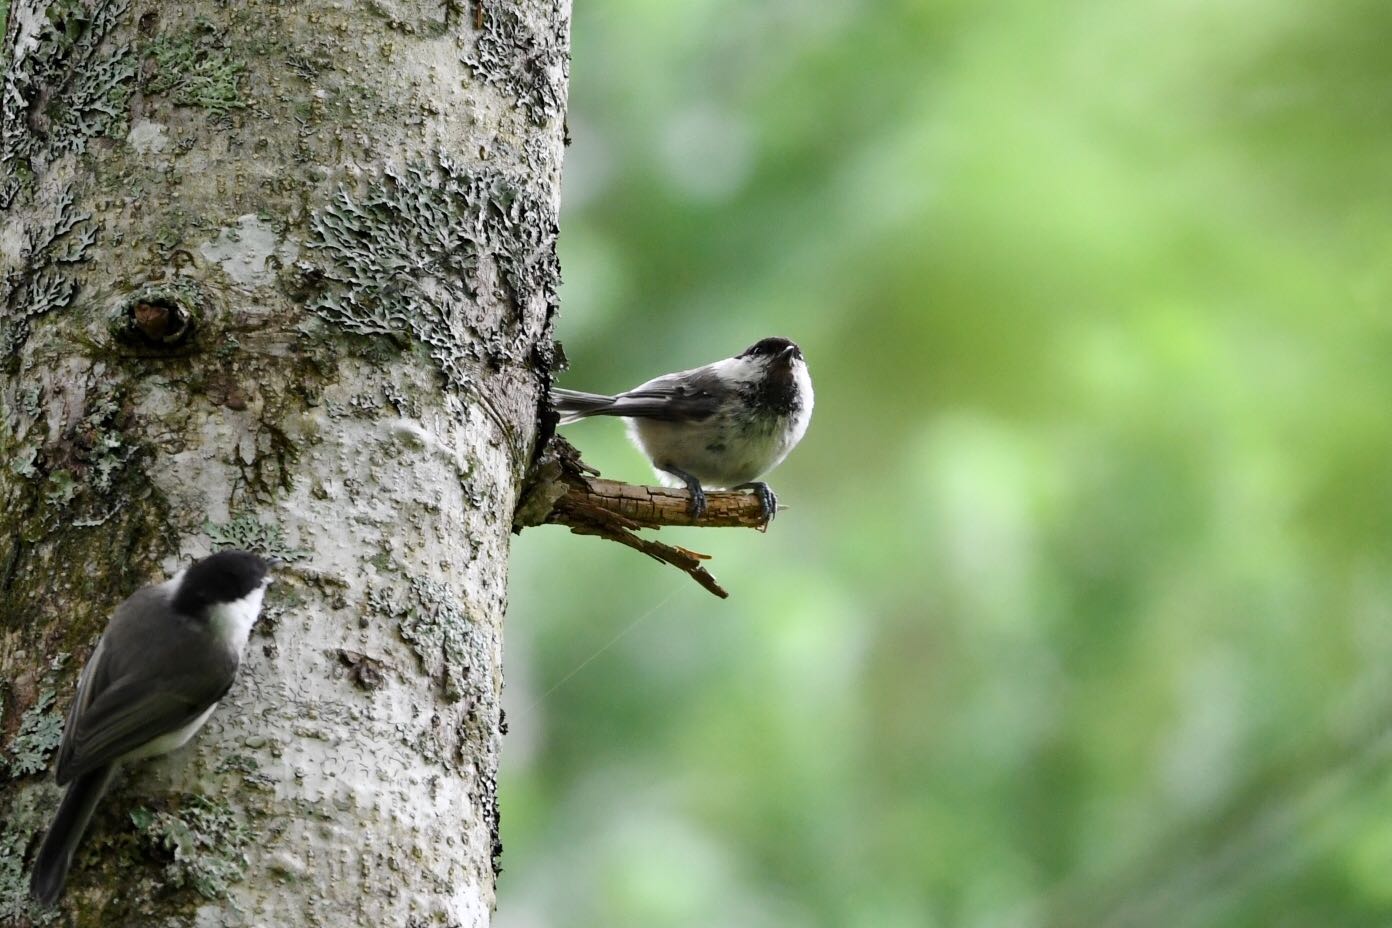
[524,583,684,716]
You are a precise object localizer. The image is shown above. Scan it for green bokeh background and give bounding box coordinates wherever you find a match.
[499,1,1392,926]
[6,0,1389,921]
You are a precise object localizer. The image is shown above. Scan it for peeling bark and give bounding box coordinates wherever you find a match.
[0,0,568,923]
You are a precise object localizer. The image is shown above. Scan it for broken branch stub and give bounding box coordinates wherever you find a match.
[515,436,776,598]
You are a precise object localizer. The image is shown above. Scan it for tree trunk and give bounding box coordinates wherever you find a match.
[0,0,567,923]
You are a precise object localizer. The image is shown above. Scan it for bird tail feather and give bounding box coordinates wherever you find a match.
[30,764,116,906]
[550,388,620,425]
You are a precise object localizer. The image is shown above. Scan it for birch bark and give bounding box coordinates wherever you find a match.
[0,0,567,923]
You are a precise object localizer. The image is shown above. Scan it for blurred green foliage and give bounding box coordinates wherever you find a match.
[503,0,1392,925]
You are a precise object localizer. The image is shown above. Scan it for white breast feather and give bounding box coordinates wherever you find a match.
[125,703,220,761]
[627,356,813,488]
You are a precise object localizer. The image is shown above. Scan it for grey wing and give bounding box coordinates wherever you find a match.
[56,589,236,783]
[56,672,233,784]
[604,366,728,421]
[54,635,111,780]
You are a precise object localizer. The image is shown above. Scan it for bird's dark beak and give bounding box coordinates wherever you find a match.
[777,345,798,365]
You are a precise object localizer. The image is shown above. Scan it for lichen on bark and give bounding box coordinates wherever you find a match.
[466,0,570,127]
[2,0,569,922]
[367,571,494,704]
[1,0,136,206]
[143,21,247,117]
[129,794,251,900]
[306,151,560,393]
[0,181,95,358]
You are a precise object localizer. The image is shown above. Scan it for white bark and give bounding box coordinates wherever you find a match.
[0,0,568,924]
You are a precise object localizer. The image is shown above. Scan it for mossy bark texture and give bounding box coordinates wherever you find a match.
[0,0,567,924]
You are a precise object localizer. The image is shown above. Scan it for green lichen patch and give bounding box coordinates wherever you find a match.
[213,752,270,791]
[5,688,62,778]
[0,0,136,207]
[369,575,487,702]
[1,183,96,359]
[205,513,308,562]
[466,0,569,127]
[58,396,129,494]
[143,20,247,117]
[0,820,28,925]
[0,479,171,666]
[306,151,560,392]
[4,653,71,779]
[0,789,55,925]
[130,795,249,900]
[25,383,142,535]
[0,375,155,601]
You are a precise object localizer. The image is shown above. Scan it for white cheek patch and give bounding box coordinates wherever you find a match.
[208,587,267,653]
[709,356,765,387]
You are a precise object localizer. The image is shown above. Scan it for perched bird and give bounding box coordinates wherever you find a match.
[551,337,814,520]
[30,550,272,906]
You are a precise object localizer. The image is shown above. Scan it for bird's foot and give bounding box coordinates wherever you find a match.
[734,482,778,523]
[661,466,708,521]
[687,485,708,521]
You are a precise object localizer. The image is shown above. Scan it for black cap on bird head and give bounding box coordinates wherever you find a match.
[172,550,270,615]
[738,337,804,365]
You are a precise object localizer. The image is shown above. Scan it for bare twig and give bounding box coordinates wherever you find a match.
[513,436,773,598]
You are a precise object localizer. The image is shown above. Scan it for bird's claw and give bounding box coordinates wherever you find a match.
[661,466,708,521]
[734,482,778,523]
[687,485,708,521]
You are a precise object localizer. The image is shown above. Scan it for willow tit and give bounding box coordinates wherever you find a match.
[30,550,272,906]
[551,337,814,520]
